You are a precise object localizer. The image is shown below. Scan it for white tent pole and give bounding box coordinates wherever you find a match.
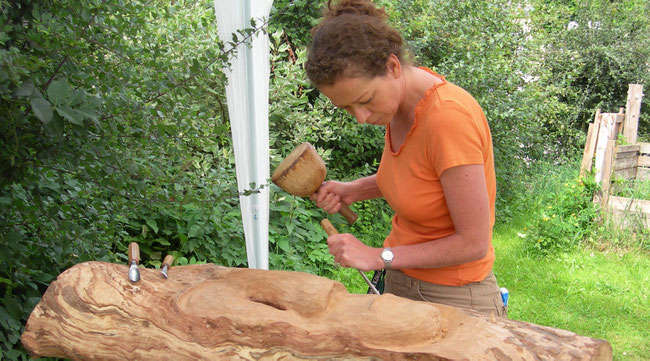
[214,0,273,270]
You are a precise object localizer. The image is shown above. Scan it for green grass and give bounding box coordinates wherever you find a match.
[611,177,650,200]
[493,219,649,360]
[331,219,650,360]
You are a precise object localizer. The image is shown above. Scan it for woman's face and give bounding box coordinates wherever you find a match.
[318,61,402,126]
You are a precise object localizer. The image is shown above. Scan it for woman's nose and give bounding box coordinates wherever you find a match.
[351,107,371,124]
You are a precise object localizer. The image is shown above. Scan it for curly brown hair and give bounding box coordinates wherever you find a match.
[305,0,406,86]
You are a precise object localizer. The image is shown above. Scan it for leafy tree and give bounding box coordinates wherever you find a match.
[0,0,239,357]
[528,0,650,144]
[1,0,647,358]
[379,0,560,216]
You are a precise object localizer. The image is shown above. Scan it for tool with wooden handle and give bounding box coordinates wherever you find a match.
[160,254,174,279]
[272,142,358,224]
[320,219,379,294]
[128,242,140,283]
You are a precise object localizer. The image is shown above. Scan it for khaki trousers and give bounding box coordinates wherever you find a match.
[385,269,507,317]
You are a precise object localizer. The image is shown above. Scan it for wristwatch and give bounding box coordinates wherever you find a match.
[381,248,394,269]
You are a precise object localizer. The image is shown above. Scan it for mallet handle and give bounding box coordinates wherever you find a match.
[339,203,358,224]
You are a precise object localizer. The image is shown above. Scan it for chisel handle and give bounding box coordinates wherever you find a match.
[128,242,140,264]
[320,218,338,236]
[319,219,380,295]
[162,254,174,268]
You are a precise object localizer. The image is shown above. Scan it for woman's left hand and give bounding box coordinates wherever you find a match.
[326,233,382,272]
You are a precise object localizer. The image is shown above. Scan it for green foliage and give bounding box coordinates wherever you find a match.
[379,0,569,220]
[380,0,649,222]
[521,160,598,254]
[0,0,648,359]
[611,178,650,201]
[269,189,336,275]
[269,0,323,49]
[345,198,393,248]
[0,0,236,357]
[516,158,647,255]
[528,0,650,145]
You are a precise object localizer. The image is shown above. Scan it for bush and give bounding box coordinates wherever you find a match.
[1,0,647,358]
[528,0,650,144]
[0,1,234,357]
[522,160,598,254]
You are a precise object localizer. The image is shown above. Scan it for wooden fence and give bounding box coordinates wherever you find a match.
[580,84,648,227]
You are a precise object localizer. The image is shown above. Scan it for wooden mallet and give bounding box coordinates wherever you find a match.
[272,142,358,224]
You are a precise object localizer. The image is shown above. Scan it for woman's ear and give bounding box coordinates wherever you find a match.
[386,54,402,79]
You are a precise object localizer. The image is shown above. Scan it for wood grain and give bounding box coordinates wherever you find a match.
[22,262,612,360]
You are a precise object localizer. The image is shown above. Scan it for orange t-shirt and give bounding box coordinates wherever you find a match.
[376,69,496,286]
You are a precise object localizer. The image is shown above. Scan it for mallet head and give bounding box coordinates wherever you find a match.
[271,142,326,197]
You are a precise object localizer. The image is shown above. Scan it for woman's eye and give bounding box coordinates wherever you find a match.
[360,98,372,105]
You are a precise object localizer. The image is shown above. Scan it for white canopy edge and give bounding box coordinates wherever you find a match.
[214,0,274,270]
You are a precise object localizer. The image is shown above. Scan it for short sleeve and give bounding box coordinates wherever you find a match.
[426,100,486,177]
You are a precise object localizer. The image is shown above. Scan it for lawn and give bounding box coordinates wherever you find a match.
[493,220,649,360]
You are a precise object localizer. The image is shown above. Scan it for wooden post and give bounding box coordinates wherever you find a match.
[600,140,617,210]
[622,84,643,144]
[580,109,601,177]
[594,113,618,184]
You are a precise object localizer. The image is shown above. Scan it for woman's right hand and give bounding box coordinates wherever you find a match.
[309,181,354,214]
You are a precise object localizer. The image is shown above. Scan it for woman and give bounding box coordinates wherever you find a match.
[305,0,506,316]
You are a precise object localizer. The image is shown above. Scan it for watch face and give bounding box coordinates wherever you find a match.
[382,249,394,261]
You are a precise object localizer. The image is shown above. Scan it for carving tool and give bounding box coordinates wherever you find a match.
[128,242,141,283]
[161,254,174,279]
[320,219,379,294]
[272,142,358,224]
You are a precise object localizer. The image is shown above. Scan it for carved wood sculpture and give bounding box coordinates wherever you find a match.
[21,262,612,360]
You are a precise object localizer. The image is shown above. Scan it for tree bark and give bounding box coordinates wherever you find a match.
[21,261,612,360]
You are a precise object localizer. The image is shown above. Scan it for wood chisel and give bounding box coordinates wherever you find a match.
[128,242,141,283]
[161,254,174,279]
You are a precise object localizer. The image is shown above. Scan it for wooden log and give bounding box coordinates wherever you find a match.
[622,84,643,144]
[21,262,613,361]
